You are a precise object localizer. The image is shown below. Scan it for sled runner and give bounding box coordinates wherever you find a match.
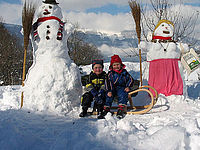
[90,85,158,115]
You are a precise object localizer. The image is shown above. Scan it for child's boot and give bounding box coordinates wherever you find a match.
[97,111,104,119]
[117,104,127,119]
[79,106,88,117]
[96,104,104,119]
[99,106,110,119]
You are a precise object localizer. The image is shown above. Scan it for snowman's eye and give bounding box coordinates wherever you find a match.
[162,24,164,26]
[42,6,45,9]
[49,6,52,9]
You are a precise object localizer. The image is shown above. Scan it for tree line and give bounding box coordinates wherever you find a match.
[0,18,28,85]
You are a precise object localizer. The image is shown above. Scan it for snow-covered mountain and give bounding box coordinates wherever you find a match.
[4,23,137,48]
[4,23,200,63]
[4,23,140,62]
[77,29,137,48]
[4,23,23,44]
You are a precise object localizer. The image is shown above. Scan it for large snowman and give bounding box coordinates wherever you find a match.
[23,0,82,115]
[139,20,189,97]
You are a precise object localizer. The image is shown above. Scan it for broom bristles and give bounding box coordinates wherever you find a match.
[129,0,141,40]
[22,0,36,49]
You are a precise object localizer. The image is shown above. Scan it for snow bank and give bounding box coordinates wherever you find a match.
[0,61,199,150]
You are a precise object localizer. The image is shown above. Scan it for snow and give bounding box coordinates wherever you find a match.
[0,62,200,150]
[1,3,200,150]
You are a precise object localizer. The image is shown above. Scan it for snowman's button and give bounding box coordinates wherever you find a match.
[46,36,50,40]
[47,30,50,34]
[47,25,50,28]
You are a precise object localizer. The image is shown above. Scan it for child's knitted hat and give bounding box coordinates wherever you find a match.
[109,55,125,69]
[92,59,104,69]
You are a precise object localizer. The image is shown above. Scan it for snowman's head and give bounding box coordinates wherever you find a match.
[153,20,174,38]
[37,3,63,19]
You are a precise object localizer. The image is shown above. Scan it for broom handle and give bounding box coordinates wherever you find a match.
[138,38,143,86]
[21,46,27,108]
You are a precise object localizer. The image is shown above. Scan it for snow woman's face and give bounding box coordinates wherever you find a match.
[154,22,174,37]
[37,3,63,19]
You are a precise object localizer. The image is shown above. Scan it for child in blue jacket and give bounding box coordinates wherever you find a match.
[103,55,134,118]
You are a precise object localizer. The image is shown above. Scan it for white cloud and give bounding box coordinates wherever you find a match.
[0,3,22,25]
[64,12,134,34]
[0,0,200,37]
[20,0,128,11]
[182,0,200,4]
[58,0,128,11]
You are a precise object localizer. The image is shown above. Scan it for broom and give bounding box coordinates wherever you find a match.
[21,0,36,108]
[129,0,143,86]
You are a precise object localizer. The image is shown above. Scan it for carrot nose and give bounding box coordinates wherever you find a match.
[45,9,48,12]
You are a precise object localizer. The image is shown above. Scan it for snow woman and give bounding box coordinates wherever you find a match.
[139,20,189,97]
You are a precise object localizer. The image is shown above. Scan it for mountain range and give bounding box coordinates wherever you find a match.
[4,23,200,62]
[4,23,140,61]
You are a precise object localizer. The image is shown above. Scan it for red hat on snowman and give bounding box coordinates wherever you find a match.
[109,55,125,70]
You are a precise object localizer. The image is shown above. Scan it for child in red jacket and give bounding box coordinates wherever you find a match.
[103,55,134,119]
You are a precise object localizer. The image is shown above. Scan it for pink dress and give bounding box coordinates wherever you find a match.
[148,59,183,96]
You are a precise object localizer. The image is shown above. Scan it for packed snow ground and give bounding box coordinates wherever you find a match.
[0,62,200,150]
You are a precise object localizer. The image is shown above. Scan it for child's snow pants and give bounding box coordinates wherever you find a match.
[105,86,129,107]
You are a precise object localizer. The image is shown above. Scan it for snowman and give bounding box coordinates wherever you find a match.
[23,0,82,115]
[139,20,189,97]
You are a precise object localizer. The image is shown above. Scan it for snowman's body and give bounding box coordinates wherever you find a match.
[37,19,60,41]
[146,42,180,61]
[23,2,82,114]
[140,20,188,96]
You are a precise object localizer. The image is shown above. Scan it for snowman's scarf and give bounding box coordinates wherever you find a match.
[152,36,172,40]
[152,36,175,43]
[148,58,183,96]
[33,16,65,40]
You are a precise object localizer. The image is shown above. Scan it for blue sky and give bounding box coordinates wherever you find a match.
[0,0,200,34]
[86,4,130,15]
[0,0,130,15]
[0,0,200,15]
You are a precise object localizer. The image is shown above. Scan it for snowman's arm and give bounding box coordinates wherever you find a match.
[20,23,36,50]
[178,43,189,53]
[64,23,74,36]
[138,41,148,52]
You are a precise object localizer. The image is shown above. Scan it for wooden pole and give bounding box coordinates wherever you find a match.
[21,46,27,108]
[20,0,36,108]
[138,39,143,86]
[129,0,143,86]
